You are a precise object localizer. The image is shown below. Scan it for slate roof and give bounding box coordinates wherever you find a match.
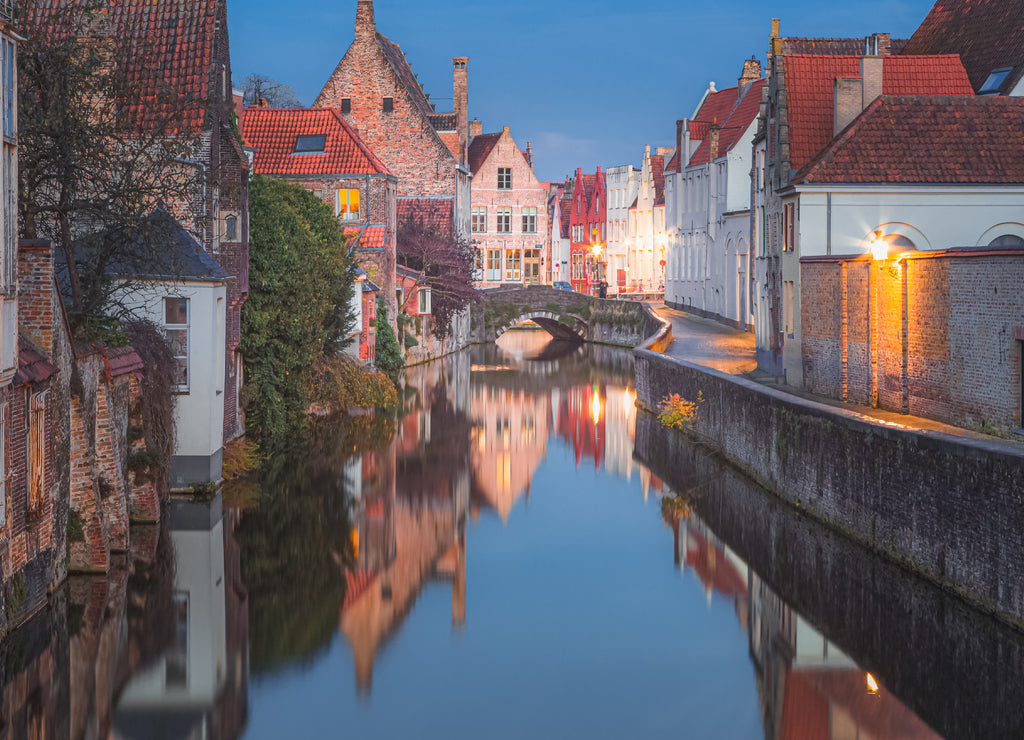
[29,0,223,133]
[902,0,1024,96]
[468,133,502,175]
[792,95,1024,185]
[376,32,436,117]
[242,107,391,176]
[784,54,974,170]
[781,37,908,55]
[398,198,454,236]
[690,79,766,166]
[428,113,457,131]
[100,209,230,282]
[14,338,57,386]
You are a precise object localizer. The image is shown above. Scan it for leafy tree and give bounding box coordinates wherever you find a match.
[242,73,303,108]
[18,1,203,334]
[241,176,358,451]
[396,219,478,340]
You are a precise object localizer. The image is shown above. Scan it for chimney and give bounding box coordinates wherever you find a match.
[738,56,762,97]
[18,240,56,355]
[468,119,482,139]
[708,124,721,161]
[355,0,375,40]
[233,88,245,129]
[453,57,469,163]
[675,120,684,172]
[861,55,883,107]
[526,142,533,170]
[833,77,863,135]
[502,125,509,135]
[874,33,892,56]
[771,18,782,55]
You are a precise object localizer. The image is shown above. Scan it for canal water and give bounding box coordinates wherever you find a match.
[5,330,1024,738]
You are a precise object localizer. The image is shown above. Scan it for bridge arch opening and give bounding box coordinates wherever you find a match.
[493,310,587,342]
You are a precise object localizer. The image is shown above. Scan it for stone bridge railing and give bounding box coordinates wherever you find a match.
[470,286,653,346]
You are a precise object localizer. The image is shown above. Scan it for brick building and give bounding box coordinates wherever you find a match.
[793,96,1024,432]
[314,0,472,243]
[468,125,549,287]
[242,106,399,326]
[568,168,607,295]
[752,22,974,382]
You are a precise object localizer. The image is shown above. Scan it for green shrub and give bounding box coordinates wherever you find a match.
[658,392,704,431]
[311,357,398,412]
[374,301,404,372]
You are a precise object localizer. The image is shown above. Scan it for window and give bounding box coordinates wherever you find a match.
[486,248,501,281]
[224,214,238,240]
[1,37,13,293]
[2,38,12,139]
[293,134,326,154]
[505,248,521,281]
[341,97,352,114]
[164,297,190,391]
[989,234,1024,247]
[472,206,487,233]
[383,97,394,112]
[522,206,537,233]
[417,286,431,314]
[28,392,46,515]
[496,207,512,233]
[979,67,1012,95]
[0,402,5,528]
[336,189,360,221]
[782,202,796,252]
[497,167,512,190]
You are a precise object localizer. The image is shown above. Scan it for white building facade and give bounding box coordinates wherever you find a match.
[604,165,639,294]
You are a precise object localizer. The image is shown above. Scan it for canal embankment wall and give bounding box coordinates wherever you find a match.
[634,412,1024,739]
[634,319,1024,629]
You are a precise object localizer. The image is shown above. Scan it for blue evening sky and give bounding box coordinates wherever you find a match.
[227,0,936,183]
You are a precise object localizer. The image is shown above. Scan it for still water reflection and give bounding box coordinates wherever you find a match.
[2,330,1023,738]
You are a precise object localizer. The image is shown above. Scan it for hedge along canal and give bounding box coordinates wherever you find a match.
[633,314,1024,629]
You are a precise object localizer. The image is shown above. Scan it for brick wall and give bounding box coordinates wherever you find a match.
[634,347,1024,627]
[802,250,1024,430]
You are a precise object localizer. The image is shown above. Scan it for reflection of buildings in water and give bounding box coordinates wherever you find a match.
[553,382,605,470]
[0,602,68,740]
[112,494,249,740]
[602,386,638,482]
[748,568,941,740]
[341,355,471,694]
[470,383,549,523]
[676,518,749,621]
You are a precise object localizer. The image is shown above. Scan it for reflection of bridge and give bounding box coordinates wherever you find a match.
[471,286,652,345]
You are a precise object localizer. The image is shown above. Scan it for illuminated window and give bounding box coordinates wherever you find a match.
[505,248,521,281]
[164,297,190,391]
[336,189,360,221]
[472,206,487,233]
[28,392,46,514]
[497,167,512,190]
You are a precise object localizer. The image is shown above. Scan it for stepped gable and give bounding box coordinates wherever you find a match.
[784,54,973,170]
[29,0,222,133]
[690,78,765,166]
[903,0,1024,95]
[793,95,1024,185]
[468,133,502,175]
[242,107,391,176]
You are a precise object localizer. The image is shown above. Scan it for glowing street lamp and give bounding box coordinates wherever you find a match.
[869,230,888,261]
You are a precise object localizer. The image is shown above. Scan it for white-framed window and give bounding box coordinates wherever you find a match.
[496,207,511,233]
[497,167,512,190]
[337,189,360,221]
[472,206,487,233]
[1,35,15,294]
[28,391,46,515]
[486,248,501,282]
[522,206,537,233]
[417,286,431,315]
[164,297,190,392]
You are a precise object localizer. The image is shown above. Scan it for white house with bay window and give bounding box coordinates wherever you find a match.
[107,210,230,488]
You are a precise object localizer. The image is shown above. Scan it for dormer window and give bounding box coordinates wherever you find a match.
[293,135,326,154]
[979,67,1012,95]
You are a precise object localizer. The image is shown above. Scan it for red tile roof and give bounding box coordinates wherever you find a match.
[793,95,1024,185]
[690,79,766,166]
[345,225,388,251]
[650,155,666,200]
[468,132,502,175]
[14,338,58,386]
[903,0,1024,95]
[29,0,223,133]
[558,198,572,239]
[398,198,454,237]
[784,54,974,170]
[693,86,739,129]
[242,108,390,176]
[105,346,145,378]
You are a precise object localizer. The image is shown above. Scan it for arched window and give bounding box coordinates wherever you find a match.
[225,214,238,240]
[988,234,1024,247]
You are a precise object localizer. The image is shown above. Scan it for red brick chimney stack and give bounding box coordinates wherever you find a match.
[675,120,684,173]
[355,0,375,40]
[738,57,762,97]
[469,119,482,139]
[453,57,469,163]
[708,124,721,161]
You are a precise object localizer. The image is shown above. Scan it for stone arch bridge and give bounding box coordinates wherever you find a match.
[470,286,654,346]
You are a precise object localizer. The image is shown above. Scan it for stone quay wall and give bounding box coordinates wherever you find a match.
[634,337,1024,628]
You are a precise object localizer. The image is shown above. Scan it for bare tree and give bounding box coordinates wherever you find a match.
[397,219,478,341]
[242,73,303,108]
[18,1,204,335]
